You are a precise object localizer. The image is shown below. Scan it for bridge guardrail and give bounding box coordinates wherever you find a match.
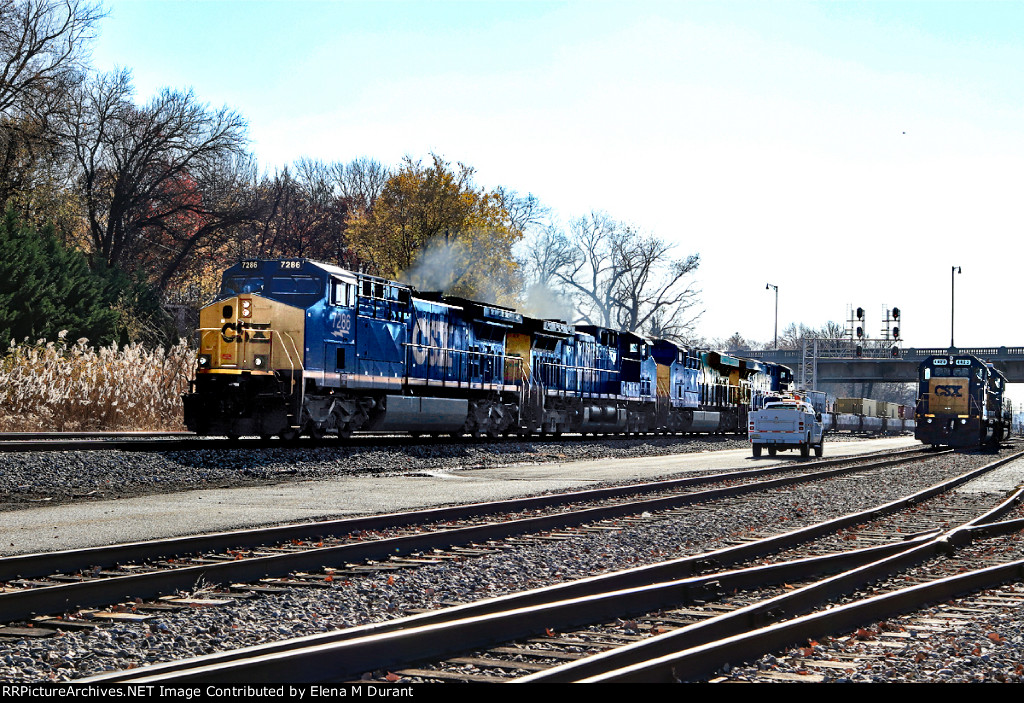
[734,346,1024,361]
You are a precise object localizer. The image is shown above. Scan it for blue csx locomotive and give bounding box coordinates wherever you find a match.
[914,353,1012,447]
[183,259,793,440]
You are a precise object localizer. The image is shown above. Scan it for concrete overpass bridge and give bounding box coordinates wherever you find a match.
[730,346,1024,385]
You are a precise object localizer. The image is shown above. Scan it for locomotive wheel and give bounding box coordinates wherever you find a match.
[307,423,325,441]
[280,427,298,442]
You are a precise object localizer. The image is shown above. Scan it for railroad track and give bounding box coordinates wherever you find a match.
[65,446,1024,683]
[0,446,933,627]
[0,430,914,453]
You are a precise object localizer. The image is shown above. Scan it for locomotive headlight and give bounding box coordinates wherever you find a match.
[961,419,967,425]
[241,299,252,318]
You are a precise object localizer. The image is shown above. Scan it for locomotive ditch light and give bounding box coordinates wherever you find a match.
[198,354,211,367]
[254,354,268,369]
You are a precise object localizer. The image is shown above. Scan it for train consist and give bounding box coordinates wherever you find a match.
[183,259,795,440]
[914,353,1012,447]
[821,397,917,435]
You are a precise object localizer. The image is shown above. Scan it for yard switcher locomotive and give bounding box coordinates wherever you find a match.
[183,259,793,440]
[915,353,1012,448]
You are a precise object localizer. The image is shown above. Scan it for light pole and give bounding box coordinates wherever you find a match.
[950,266,961,349]
[766,283,778,349]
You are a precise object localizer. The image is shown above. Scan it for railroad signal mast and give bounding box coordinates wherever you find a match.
[846,304,903,357]
[882,306,901,342]
[846,305,866,357]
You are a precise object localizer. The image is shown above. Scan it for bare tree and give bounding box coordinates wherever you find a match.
[59,69,253,287]
[495,186,548,235]
[0,1,104,214]
[539,211,703,339]
[330,156,388,214]
[613,234,700,335]
[0,0,103,118]
[234,161,351,265]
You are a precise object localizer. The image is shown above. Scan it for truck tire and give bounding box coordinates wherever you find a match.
[752,444,762,457]
[768,446,777,456]
[800,442,810,458]
[814,441,823,457]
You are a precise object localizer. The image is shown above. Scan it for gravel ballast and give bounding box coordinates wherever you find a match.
[0,435,753,508]
[0,443,1021,682]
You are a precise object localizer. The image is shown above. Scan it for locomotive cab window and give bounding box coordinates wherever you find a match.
[269,275,320,296]
[330,279,354,306]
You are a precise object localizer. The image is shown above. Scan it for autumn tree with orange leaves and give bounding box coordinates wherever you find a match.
[347,154,522,305]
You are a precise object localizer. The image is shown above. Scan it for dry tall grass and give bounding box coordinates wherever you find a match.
[0,333,193,431]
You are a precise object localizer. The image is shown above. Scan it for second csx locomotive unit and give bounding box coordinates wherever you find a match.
[183,259,793,440]
[915,353,1011,447]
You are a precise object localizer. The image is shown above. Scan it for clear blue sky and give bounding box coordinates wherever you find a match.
[90,1,1024,353]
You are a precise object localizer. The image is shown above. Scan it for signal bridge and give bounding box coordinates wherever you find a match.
[733,343,1024,385]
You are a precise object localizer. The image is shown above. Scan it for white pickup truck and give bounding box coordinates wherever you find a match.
[748,393,825,458]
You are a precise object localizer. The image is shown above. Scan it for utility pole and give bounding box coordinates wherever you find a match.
[951,266,961,349]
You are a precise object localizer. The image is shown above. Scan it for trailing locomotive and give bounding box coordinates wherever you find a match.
[914,353,1011,447]
[183,259,793,440]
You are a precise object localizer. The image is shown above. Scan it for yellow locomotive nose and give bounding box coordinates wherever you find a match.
[197,295,276,374]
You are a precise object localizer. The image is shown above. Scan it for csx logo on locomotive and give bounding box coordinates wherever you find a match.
[220,321,271,344]
[934,385,963,398]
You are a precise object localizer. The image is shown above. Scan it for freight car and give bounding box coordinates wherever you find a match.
[914,353,1012,447]
[182,259,794,440]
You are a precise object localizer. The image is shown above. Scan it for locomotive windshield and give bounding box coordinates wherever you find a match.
[221,275,264,295]
[219,272,325,307]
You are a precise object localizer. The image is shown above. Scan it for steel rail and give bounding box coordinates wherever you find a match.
[582,528,1024,682]
[0,430,929,453]
[524,486,1024,682]
[0,446,932,582]
[0,448,937,624]
[83,452,1022,683]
